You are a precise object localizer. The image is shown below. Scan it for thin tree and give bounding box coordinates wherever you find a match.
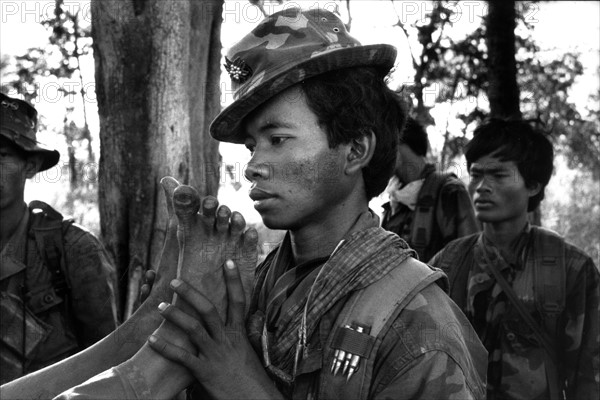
[485,0,521,118]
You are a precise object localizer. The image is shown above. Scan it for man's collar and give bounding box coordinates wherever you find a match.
[481,223,531,268]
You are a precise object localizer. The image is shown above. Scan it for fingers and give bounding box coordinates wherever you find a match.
[140,284,150,303]
[149,177,181,302]
[242,227,259,258]
[174,185,201,233]
[201,195,219,221]
[140,269,157,303]
[216,205,231,234]
[160,176,181,219]
[229,211,247,236]
[224,260,245,326]
[169,280,223,338]
[240,228,259,304]
[145,269,157,285]
[147,334,203,372]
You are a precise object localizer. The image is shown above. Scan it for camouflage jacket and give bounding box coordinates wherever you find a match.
[0,206,119,385]
[381,164,480,262]
[429,226,600,400]
[243,215,487,400]
[53,216,488,400]
[53,281,489,400]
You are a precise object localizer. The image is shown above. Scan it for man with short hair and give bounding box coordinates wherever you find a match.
[0,92,119,384]
[430,118,600,399]
[40,8,486,400]
[140,8,487,400]
[381,117,480,261]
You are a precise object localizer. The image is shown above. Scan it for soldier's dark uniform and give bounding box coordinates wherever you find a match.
[430,226,599,399]
[0,93,118,385]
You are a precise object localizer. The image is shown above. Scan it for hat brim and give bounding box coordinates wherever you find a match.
[210,44,397,144]
[30,148,60,172]
[0,129,59,172]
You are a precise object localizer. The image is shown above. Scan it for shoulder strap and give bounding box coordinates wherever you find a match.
[480,243,557,362]
[411,172,453,259]
[529,226,566,339]
[479,236,563,400]
[319,257,444,400]
[436,234,479,310]
[28,201,73,299]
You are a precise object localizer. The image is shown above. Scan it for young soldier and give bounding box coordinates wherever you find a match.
[139,8,486,400]
[430,118,600,399]
[0,93,119,384]
[381,117,480,261]
[17,8,486,400]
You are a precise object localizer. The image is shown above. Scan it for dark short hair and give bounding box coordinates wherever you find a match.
[301,67,408,200]
[465,118,554,211]
[401,117,429,157]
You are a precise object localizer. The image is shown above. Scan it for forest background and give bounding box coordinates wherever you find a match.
[1,0,599,318]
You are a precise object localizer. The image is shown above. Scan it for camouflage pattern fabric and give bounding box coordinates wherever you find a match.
[246,212,487,399]
[249,212,415,379]
[1,93,59,171]
[430,225,600,399]
[56,219,488,400]
[0,208,119,384]
[210,7,396,144]
[381,163,480,261]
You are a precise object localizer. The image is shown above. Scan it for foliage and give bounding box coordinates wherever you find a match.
[517,29,600,179]
[383,0,598,256]
[543,158,600,266]
[388,0,599,180]
[1,0,97,226]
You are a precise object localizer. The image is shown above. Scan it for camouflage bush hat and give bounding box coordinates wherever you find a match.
[210,7,397,144]
[0,93,59,171]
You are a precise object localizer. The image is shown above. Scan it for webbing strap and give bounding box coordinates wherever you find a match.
[410,172,453,259]
[479,240,556,362]
[479,235,563,400]
[318,258,444,400]
[28,201,72,298]
[530,227,565,337]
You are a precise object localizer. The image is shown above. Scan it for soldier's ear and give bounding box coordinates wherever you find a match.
[526,181,542,197]
[345,130,375,175]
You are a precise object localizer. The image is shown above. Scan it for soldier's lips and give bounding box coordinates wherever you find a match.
[249,188,277,210]
[474,199,494,209]
[249,188,275,201]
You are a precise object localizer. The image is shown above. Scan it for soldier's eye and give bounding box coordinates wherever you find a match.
[270,137,289,146]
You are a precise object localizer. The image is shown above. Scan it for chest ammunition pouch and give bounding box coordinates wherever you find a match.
[318,257,445,400]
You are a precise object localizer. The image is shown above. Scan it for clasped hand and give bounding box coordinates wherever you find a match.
[148,261,279,399]
[144,182,282,399]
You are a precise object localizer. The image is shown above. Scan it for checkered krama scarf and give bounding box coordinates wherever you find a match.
[250,213,415,377]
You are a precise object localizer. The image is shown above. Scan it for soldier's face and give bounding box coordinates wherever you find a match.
[242,85,353,232]
[468,152,539,225]
[0,138,36,211]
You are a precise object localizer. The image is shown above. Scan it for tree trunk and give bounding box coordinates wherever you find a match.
[485,0,521,118]
[91,0,223,319]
